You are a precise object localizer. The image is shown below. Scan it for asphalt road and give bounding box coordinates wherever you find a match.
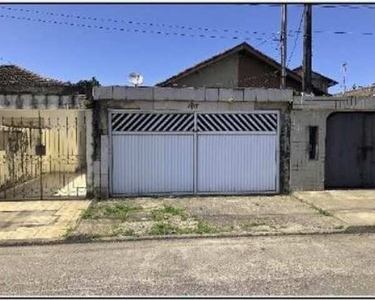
[1,234,375,296]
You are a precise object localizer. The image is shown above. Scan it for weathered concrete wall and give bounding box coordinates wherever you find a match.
[0,85,81,96]
[93,86,293,197]
[85,110,94,195]
[290,110,329,190]
[254,101,292,194]
[93,86,293,102]
[290,95,375,191]
[0,94,86,109]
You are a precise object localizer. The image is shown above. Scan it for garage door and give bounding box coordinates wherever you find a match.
[111,112,195,194]
[196,113,278,193]
[110,111,279,195]
[326,112,375,188]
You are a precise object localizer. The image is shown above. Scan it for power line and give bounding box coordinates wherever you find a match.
[317,4,375,10]
[287,9,303,67]
[247,4,375,10]
[292,29,375,36]
[0,13,275,43]
[255,33,279,47]
[0,6,273,37]
[2,6,375,39]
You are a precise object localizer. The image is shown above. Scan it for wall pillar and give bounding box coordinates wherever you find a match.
[100,135,109,199]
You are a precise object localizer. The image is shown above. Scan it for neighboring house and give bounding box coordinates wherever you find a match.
[156,42,337,96]
[0,64,88,200]
[336,85,375,98]
[0,64,74,95]
[293,66,338,95]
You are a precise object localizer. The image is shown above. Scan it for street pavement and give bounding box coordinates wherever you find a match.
[1,234,375,296]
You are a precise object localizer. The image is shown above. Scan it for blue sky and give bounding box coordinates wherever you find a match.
[0,4,374,93]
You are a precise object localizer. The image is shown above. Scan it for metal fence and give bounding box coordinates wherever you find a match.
[0,109,87,200]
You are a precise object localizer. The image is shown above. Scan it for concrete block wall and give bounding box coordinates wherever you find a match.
[0,94,85,109]
[100,135,109,199]
[290,110,330,190]
[290,95,375,191]
[92,86,294,198]
[93,86,294,103]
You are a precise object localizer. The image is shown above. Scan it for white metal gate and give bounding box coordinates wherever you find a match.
[109,111,279,195]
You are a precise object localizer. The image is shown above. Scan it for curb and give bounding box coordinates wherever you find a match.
[0,228,353,248]
[345,225,375,234]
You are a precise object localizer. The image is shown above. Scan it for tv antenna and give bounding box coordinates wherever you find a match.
[128,72,144,87]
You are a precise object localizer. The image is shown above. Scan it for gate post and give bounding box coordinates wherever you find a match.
[85,109,94,196]
[100,135,109,199]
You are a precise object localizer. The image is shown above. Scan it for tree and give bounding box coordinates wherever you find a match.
[75,77,100,98]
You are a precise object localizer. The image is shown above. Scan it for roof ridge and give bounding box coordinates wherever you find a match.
[0,64,70,86]
[156,41,302,87]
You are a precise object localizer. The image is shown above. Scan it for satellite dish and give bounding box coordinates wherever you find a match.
[128,72,144,87]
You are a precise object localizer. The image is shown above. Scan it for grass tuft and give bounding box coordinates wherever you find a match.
[152,205,188,221]
[82,202,142,221]
[149,222,179,235]
[311,205,333,217]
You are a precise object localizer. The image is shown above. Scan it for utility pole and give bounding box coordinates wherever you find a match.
[342,62,347,92]
[280,4,287,89]
[302,4,312,94]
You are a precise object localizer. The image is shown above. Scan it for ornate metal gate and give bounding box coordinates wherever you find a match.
[0,109,87,200]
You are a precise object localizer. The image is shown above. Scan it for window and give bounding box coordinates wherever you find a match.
[309,126,319,160]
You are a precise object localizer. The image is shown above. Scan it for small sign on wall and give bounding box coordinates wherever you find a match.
[188,101,199,110]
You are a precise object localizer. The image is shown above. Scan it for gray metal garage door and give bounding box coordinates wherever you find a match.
[326,112,375,188]
[110,111,279,195]
[196,113,279,193]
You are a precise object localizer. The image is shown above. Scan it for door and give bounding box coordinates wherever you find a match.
[112,134,194,194]
[196,113,279,193]
[110,112,195,195]
[325,112,375,188]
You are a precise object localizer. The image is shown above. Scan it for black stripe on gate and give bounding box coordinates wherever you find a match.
[111,113,194,132]
[197,113,277,132]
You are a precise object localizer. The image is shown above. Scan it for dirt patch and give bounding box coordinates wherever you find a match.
[71,200,218,239]
[70,196,347,240]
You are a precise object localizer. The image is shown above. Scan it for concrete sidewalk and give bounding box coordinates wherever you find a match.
[0,200,91,243]
[2,190,375,246]
[72,195,347,241]
[293,190,375,232]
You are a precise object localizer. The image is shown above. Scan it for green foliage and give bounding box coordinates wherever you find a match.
[310,204,333,217]
[82,202,142,221]
[149,222,179,235]
[123,229,135,236]
[316,207,333,217]
[247,221,267,227]
[149,220,217,236]
[152,205,188,221]
[75,76,101,99]
[195,221,218,234]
